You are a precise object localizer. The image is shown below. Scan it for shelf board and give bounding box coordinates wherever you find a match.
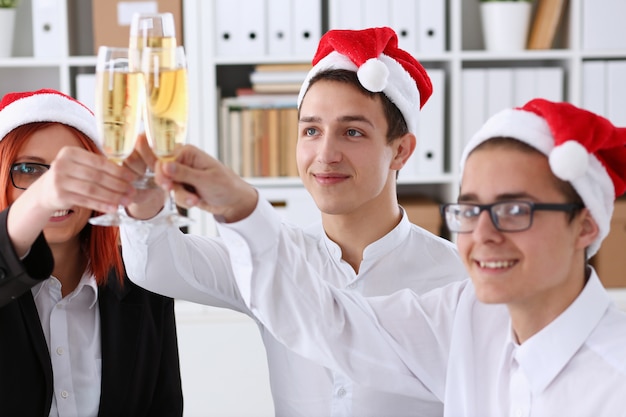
[459,49,574,62]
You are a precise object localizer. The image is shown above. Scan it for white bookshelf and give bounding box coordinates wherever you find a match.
[184,0,624,237]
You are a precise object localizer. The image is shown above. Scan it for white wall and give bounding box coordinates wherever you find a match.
[175,302,274,417]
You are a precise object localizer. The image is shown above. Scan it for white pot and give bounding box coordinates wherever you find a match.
[0,8,16,58]
[480,2,532,52]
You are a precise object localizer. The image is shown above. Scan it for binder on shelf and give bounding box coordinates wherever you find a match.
[512,68,537,107]
[461,69,486,149]
[527,0,567,50]
[75,74,96,112]
[267,0,292,56]
[214,0,241,57]
[582,60,607,117]
[582,0,626,50]
[417,0,445,53]
[239,0,267,56]
[292,0,322,57]
[32,0,67,57]
[415,69,445,176]
[606,60,626,126]
[534,67,563,102]
[363,0,389,28]
[329,0,363,30]
[391,0,418,55]
[215,0,266,57]
[486,68,513,117]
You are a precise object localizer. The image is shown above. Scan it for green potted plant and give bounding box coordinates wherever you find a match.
[480,0,533,51]
[0,0,20,57]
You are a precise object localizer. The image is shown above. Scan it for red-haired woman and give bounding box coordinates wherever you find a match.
[0,89,182,416]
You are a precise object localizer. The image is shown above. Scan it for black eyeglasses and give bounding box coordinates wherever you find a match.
[440,201,584,233]
[10,162,51,190]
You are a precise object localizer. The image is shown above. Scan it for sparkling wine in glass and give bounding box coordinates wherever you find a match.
[89,46,143,226]
[142,45,192,226]
[129,12,177,189]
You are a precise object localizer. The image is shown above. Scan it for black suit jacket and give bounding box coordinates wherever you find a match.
[0,209,183,416]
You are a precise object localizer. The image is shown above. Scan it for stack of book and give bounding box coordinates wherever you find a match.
[219,94,299,178]
[249,63,311,94]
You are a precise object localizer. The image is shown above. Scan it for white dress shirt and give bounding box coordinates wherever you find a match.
[32,271,101,417]
[120,198,465,417]
[222,201,626,417]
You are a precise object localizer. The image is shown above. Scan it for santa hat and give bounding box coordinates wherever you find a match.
[461,98,626,258]
[297,27,432,136]
[0,89,97,142]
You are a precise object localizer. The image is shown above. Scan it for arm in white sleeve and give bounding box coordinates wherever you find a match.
[120,212,248,312]
[219,199,466,400]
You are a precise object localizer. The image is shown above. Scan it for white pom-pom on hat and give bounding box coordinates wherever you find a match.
[549,140,589,182]
[357,58,389,92]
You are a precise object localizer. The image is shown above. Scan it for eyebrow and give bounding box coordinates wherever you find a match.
[299,115,375,128]
[13,156,48,164]
[457,192,537,202]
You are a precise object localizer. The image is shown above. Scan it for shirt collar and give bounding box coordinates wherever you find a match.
[320,206,411,261]
[512,269,611,395]
[31,270,99,309]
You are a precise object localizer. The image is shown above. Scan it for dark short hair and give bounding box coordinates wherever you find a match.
[302,69,409,142]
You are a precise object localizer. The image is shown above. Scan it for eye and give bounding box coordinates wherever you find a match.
[460,206,479,218]
[304,127,318,136]
[495,202,531,218]
[14,163,46,175]
[346,129,363,137]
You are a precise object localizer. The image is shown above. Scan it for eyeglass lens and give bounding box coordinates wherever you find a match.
[10,162,50,190]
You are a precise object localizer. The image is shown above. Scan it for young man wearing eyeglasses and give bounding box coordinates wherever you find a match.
[155,98,626,416]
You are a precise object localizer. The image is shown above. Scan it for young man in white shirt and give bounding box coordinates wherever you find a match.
[155,98,626,416]
[121,27,466,417]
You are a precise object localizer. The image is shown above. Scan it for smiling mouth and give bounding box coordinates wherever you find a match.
[51,209,70,218]
[477,260,516,269]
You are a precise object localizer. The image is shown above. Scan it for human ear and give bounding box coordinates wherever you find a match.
[576,209,600,251]
[391,133,416,170]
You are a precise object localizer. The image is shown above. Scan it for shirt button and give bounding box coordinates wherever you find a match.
[514,408,523,417]
[337,387,347,398]
[347,283,357,290]
[61,390,69,399]
[56,347,64,355]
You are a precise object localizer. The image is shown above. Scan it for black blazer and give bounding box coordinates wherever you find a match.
[0,209,183,416]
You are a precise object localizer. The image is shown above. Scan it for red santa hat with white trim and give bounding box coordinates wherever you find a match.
[460,98,626,258]
[0,89,98,142]
[297,26,433,136]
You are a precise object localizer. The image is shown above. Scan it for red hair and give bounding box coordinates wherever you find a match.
[0,122,124,286]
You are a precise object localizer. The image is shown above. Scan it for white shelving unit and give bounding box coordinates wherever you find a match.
[185,0,626,237]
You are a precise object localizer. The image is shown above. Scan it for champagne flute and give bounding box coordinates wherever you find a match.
[89,46,143,226]
[129,12,177,52]
[129,12,177,189]
[141,45,192,226]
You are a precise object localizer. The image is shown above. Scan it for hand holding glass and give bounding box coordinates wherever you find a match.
[142,45,192,226]
[89,46,142,226]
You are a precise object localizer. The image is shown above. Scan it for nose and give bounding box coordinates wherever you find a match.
[317,135,342,164]
[472,209,502,241]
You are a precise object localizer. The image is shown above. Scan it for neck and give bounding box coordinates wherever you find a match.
[322,198,402,273]
[508,265,588,344]
[50,238,88,297]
